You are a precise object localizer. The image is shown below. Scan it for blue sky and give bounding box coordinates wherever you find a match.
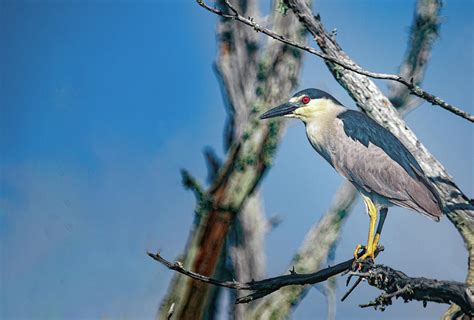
[0,0,472,319]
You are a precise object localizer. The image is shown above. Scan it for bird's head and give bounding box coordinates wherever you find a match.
[260,88,342,122]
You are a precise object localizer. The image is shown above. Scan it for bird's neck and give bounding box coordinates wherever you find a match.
[304,106,344,139]
[304,106,345,160]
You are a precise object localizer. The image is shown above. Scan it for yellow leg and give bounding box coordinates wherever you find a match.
[356,196,378,261]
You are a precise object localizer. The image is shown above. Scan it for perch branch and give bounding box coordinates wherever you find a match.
[149,248,382,303]
[197,0,473,122]
[149,249,473,315]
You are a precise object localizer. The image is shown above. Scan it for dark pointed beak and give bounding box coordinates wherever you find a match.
[259,102,299,119]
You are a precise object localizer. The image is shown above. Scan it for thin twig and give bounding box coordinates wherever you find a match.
[341,277,363,302]
[196,0,473,122]
[148,251,249,289]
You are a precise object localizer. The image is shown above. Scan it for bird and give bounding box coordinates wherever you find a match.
[260,88,443,262]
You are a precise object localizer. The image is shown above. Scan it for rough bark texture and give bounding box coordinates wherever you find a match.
[157,1,307,318]
[213,2,267,318]
[285,0,473,292]
[215,0,259,149]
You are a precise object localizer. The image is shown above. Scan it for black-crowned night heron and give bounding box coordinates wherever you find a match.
[260,88,443,262]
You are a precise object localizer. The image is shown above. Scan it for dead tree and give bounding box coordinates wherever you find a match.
[154,0,473,318]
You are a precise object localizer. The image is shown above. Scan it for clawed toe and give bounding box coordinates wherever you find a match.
[353,243,376,270]
[353,244,364,259]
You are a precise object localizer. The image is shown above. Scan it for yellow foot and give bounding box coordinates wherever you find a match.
[357,249,375,262]
[353,243,376,270]
[353,244,363,259]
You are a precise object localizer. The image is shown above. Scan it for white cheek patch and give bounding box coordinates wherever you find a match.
[294,106,312,117]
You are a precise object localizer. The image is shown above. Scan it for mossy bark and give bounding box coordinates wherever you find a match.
[157,2,307,318]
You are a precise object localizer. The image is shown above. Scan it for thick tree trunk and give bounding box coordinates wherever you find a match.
[157,1,308,318]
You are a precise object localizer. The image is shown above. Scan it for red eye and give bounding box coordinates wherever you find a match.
[302,96,311,104]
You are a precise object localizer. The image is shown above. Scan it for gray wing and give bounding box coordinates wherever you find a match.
[335,110,442,220]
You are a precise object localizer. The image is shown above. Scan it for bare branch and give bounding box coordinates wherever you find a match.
[180,169,206,202]
[349,264,473,315]
[341,277,363,302]
[197,0,473,122]
[203,146,222,184]
[149,248,382,302]
[149,250,473,315]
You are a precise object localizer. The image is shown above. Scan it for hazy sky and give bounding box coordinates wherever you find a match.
[1,0,472,319]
